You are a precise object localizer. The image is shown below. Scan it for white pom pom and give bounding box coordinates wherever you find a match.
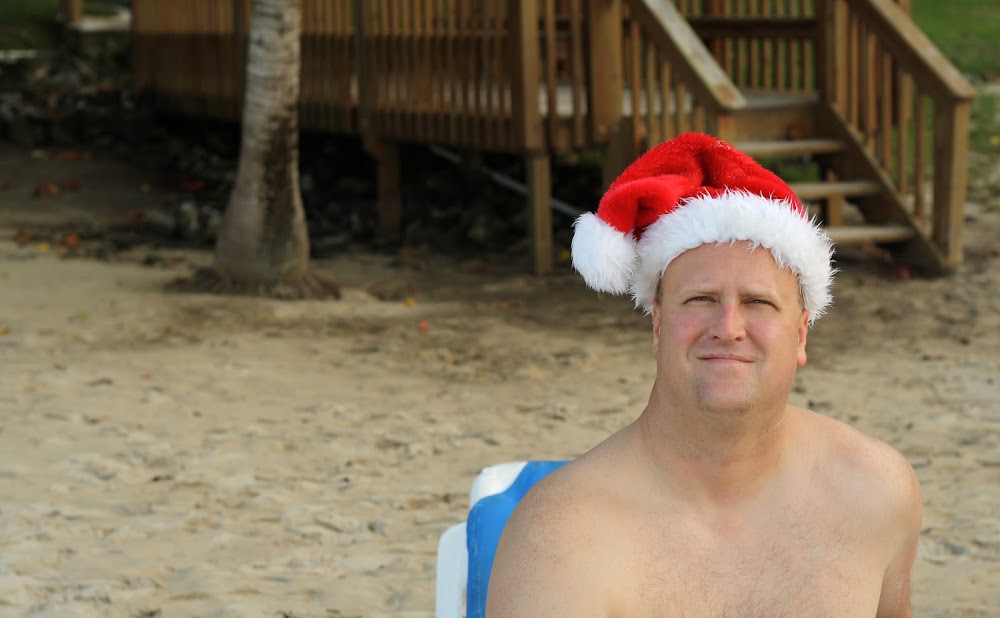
[571,213,637,294]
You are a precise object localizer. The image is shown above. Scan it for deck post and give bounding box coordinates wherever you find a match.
[61,0,83,24]
[932,99,971,268]
[587,0,626,189]
[527,153,553,275]
[363,137,402,244]
[511,0,552,274]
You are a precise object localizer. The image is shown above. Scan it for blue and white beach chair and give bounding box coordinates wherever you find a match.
[435,460,569,618]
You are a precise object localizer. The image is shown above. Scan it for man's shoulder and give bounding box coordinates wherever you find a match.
[502,454,621,541]
[487,455,629,615]
[799,408,921,516]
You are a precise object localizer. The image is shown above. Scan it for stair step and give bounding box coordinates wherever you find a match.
[735,138,845,158]
[826,224,916,245]
[790,180,881,200]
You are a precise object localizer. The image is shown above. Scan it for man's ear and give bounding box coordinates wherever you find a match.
[796,308,809,367]
[652,297,662,357]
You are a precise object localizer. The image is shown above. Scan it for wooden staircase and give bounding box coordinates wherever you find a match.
[607,0,977,276]
[730,94,918,252]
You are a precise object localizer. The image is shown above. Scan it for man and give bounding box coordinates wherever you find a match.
[487,133,922,617]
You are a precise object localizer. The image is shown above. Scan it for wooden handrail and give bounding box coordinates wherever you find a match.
[848,0,976,102]
[624,0,745,111]
[818,0,974,269]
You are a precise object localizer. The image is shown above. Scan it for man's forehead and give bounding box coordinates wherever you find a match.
[660,242,801,291]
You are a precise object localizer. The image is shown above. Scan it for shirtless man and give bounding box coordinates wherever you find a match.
[487,133,922,617]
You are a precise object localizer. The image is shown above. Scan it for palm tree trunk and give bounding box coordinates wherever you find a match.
[213,0,309,285]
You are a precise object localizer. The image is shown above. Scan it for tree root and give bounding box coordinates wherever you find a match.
[167,267,342,300]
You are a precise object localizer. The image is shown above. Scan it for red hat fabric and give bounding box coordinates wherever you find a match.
[571,132,834,324]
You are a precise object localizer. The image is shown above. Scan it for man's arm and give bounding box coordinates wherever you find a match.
[485,479,608,617]
[875,450,923,618]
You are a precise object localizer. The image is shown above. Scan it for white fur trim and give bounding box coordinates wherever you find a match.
[571,212,637,294]
[631,191,834,325]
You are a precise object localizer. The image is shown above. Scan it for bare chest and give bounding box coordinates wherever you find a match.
[616,509,885,617]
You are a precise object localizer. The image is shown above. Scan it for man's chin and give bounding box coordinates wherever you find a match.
[693,388,758,416]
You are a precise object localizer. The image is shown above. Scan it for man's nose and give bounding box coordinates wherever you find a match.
[709,302,747,340]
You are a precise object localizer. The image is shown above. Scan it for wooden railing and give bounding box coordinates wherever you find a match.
[676,0,820,92]
[132,0,250,121]
[619,0,746,154]
[817,0,975,267]
[60,0,83,23]
[130,0,745,155]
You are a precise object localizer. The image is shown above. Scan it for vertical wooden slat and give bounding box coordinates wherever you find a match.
[863,27,877,149]
[675,80,688,134]
[446,0,458,144]
[354,0,374,137]
[407,0,417,140]
[480,0,492,148]
[543,0,559,148]
[660,61,672,140]
[570,0,586,148]
[586,0,622,144]
[760,0,774,89]
[434,0,446,142]
[61,0,83,24]
[825,168,844,226]
[895,72,912,193]
[496,0,507,148]
[472,0,485,147]
[645,42,659,148]
[932,100,971,267]
[913,94,926,222]
[628,19,643,153]
[395,0,406,138]
[510,0,543,151]
[489,0,500,147]
[879,49,893,170]
[848,9,859,123]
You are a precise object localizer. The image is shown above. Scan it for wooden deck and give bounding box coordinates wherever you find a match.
[129,0,973,276]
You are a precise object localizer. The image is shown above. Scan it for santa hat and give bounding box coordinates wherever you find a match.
[571,132,834,325]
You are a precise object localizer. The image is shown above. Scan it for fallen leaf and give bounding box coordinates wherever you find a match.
[13,230,30,245]
[180,179,205,194]
[0,326,11,335]
[53,150,80,162]
[404,297,416,307]
[61,233,81,248]
[61,179,81,191]
[87,378,113,386]
[418,320,430,331]
[36,242,51,252]
[34,182,60,198]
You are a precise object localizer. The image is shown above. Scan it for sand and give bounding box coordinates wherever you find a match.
[0,138,997,617]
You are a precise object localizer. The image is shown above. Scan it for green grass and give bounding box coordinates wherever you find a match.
[0,0,119,50]
[912,0,1000,81]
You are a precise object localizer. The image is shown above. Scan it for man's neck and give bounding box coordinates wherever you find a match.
[634,388,793,509]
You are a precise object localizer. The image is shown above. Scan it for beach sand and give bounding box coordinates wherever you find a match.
[0,139,997,617]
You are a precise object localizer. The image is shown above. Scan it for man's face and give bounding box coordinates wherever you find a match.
[651,241,809,416]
